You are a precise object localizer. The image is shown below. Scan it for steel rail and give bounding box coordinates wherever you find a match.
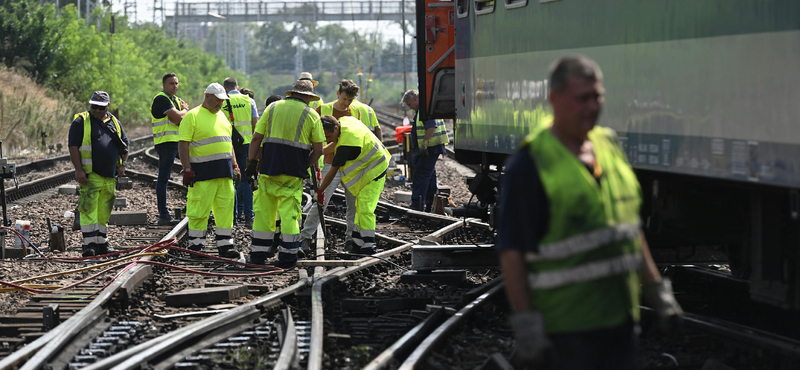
[398,282,506,369]
[0,217,188,370]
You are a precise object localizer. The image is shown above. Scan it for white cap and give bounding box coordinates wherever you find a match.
[204,83,229,100]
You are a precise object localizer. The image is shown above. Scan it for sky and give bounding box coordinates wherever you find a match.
[107,0,413,44]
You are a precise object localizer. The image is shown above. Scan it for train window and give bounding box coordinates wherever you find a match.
[474,0,495,15]
[505,0,527,9]
[457,0,469,18]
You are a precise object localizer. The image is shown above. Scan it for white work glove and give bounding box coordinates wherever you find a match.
[510,310,554,369]
[642,278,683,335]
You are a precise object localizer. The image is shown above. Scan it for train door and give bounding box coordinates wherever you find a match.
[416,0,456,121]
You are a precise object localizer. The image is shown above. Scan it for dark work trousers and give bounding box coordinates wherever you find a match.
[234,143,254,219]
[548,320,640,370]
[156,146,179,219]
[410,144,444,211]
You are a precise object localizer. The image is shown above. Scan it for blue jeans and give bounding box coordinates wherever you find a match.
[411,145,444,211]
[156,146,179,219]
[234,144,254,219]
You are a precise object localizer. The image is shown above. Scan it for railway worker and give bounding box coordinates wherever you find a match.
[178,83,241,259]
[298,72,323,110]
[497,56,683,370]
[222,77,258,228]
[298,79,362,252]
[245,80,324,268]
[401,89,449,212]
[68,91,130,257]
[151,72,190,226]
[316,115,391,255]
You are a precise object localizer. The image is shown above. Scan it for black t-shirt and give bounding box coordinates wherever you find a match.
[331,146,362,167]
[68,113,129,178]
[151,93,180,119]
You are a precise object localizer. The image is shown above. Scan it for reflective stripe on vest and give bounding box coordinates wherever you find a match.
[151,91,181,145]
[74,112,122,175]
[527,254,642,290]
[353,100,378,129]
[228,93,253,144]
[415,114,449,148]
[337,116,390,195]
[525,223,640,262]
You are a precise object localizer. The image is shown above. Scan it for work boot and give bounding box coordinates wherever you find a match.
[297,249,306,259]
[344,240,357,253]
[156,217,179,226]
[301,239,313,253]
[96,243,110,255]
[358,247,377,256]
[218,246,240,259]
[82,246,96,257]
[273,259,297,269]
[244,216,254,229]
[409,199,423,211]
[248,252,270,265]
[424,203,433,213]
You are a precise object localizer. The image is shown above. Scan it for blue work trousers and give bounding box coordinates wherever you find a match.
[411,144,444,211]
[234,144,254,219]
[156,146,179,219]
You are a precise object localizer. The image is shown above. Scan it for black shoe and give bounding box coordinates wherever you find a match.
[244,217,253,229]
[249,251,272,265]
[297,249,306,259]
[218,246,240,259]
[273,259,297,269]
[82,247,96,257]
[358,247,377,256]
[96,243,110,255]
[156,217,179,226]
[344,240,357,253]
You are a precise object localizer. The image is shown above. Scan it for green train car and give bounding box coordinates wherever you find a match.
[418,0,800,309]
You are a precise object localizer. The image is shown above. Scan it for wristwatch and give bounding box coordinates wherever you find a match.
[121,161,128,167]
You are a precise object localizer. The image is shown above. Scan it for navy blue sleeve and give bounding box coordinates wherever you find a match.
[422,119,438,129]
[496,149,549,253]
[67,116,84,147]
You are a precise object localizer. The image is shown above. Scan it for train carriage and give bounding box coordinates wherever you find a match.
[417,0,800,309]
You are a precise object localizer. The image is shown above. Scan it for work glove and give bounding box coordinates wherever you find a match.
[232,165,241,189]
[181,168,195,187]
[510,311,554,370]
[420,139,430,157]
[314,189,325,206]
[642,278,684,335]
[315,166,323,184]
[245,159,259,179]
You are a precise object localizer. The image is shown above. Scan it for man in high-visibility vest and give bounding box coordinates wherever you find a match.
[298,72,324,110]
[401,90,449,212]
[68,91,130,257]
[498,56,682,370]
[222,77,258,228]
[151,72,189,226]
[317,115,390,255]
[245,80,324,268]
[178,83,241,259]
[298,79,362,252]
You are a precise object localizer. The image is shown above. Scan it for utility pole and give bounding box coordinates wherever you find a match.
[401,0,407,94]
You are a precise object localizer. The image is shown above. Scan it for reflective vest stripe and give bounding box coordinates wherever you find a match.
[342,143,380,175]
[344,148,387,189]
[416,116,449,147]
[189,152,233,164]
[295,107,312,141]
[527,253,642,290]
[227,94,254,144]
[153,130,179,138]
[261,137,312,150]
[189,136,232,147]
[267,105,276,137]
[525,223,640,262]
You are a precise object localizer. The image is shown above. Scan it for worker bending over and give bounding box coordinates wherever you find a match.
[178,83,241,259]
[317,115,390,255]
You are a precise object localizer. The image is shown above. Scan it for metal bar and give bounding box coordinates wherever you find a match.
[411,245,498,271]
[274,307,297,369]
